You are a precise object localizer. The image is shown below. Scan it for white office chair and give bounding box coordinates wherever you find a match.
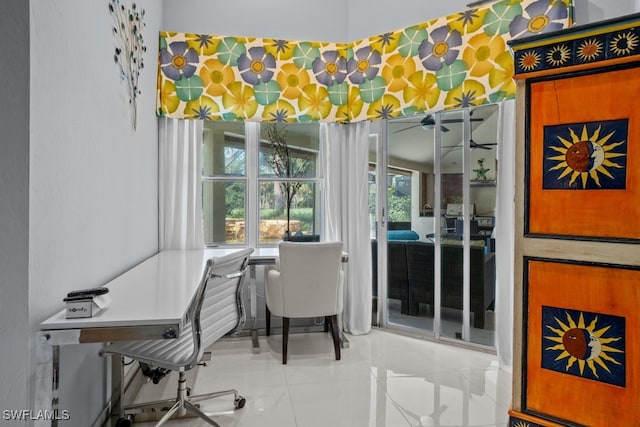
[265,241,344,364]
[101,248,253,427]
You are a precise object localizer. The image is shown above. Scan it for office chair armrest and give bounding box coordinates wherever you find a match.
[211,266,248,279]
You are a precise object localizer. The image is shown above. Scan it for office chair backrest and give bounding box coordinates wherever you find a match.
[187,247,253,369]
[277,242,343,318]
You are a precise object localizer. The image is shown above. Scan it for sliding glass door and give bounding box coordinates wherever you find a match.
[371,105,498,349]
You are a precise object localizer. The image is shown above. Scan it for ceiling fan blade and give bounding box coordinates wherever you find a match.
[470,140,498,149]
[392,114,481,134]
[392,123,450,133]
[441,141,498,150]
[392,124,421,134]
[440,118,484,124]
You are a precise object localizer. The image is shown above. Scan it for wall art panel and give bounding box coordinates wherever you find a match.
[526,66,640,241]
[524,258,639,426]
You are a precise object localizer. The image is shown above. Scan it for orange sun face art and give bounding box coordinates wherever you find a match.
[543,306,625,387]
[543,119,628,190]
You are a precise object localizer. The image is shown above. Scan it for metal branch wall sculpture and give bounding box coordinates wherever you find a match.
[109,0,147,130]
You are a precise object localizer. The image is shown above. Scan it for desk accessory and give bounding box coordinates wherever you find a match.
[65,288,111,319]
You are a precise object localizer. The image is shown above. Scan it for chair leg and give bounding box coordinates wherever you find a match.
[324,316,329,332]
[266,304,271,336]
[189,388,238,404]
[155,400,182,427]
[282,317,289,364]
[329,315,341,361]
[124,370,235,427]
[184,400,220,427]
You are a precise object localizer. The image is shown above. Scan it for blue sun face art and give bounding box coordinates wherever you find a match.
[543,119,628,189]
[542,306,625,387]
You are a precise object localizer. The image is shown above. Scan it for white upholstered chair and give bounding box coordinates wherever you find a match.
[101,248,253,427]
[265,241,344,364]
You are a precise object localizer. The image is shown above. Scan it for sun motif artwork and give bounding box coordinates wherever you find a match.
[542,306,625,387]
[543,119,628,190]
[512,422,541,427]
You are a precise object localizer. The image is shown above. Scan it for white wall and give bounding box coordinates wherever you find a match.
[349,0,640,41]
[575,0,640,25]
[160,0,640,54]
[161,0,474,42]
[24,1,161,425]
[346,0,470,41]
[162,0,349,42]
[0,0,30,418]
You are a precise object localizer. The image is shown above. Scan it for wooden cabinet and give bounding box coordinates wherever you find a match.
[508,13,640,426]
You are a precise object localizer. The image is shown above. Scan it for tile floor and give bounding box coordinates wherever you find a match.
[131,328,512,427]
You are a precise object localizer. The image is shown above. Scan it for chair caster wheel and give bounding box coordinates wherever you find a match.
[115,416,132,427]
[234,396,246,409]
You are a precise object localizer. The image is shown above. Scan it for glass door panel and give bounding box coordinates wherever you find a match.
[468,104,498,347]
[382,116,436,334]
[373,106,498,350]
[438,109,467,341]
[438,105,498,347]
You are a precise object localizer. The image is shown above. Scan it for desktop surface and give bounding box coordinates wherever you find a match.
[40,248,244,332]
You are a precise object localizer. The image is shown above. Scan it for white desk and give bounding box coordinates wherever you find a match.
[41,249,243,341]
[38,248,246,427]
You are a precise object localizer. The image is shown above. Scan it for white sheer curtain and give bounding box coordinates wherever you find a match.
[158,118,205,250]
[495,99,516,368]
[321,121,372,335]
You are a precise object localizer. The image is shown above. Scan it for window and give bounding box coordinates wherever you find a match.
[202,121,247,245]
[368,166,412,221]
[387,169,412,222]
[202,121,322,247]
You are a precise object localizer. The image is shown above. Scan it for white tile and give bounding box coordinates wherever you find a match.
[131,328,511,427]
[381,375,509,427]
[288,378,412,427]
[464,365,513,409]
[196,384,298,427]
[131,385,297,427]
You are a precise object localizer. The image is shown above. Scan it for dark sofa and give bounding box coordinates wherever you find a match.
[372,240,495,329]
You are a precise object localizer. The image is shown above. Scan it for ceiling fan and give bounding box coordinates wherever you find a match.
[393,114,483,134]
[443,138,498,150]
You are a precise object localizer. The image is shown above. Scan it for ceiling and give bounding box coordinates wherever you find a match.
[381,105,500,171]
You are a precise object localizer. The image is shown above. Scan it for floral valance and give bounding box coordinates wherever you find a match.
[157,0,573,123]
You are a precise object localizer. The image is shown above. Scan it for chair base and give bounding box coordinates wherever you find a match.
[266,306,341,364]
[118,371,245,427]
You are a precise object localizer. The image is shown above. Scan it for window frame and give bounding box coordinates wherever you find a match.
[202,122,324,248]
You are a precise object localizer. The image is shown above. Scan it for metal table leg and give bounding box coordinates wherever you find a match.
[249,264,260,353]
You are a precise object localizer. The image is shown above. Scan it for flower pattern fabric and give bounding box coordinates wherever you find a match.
[312,50,347,87]
[347,46,382,85]
[418,26,463,71]
[161,41,199,81]
[157,0,572,123]
[237,46,276,85]
[509,0,568,39]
